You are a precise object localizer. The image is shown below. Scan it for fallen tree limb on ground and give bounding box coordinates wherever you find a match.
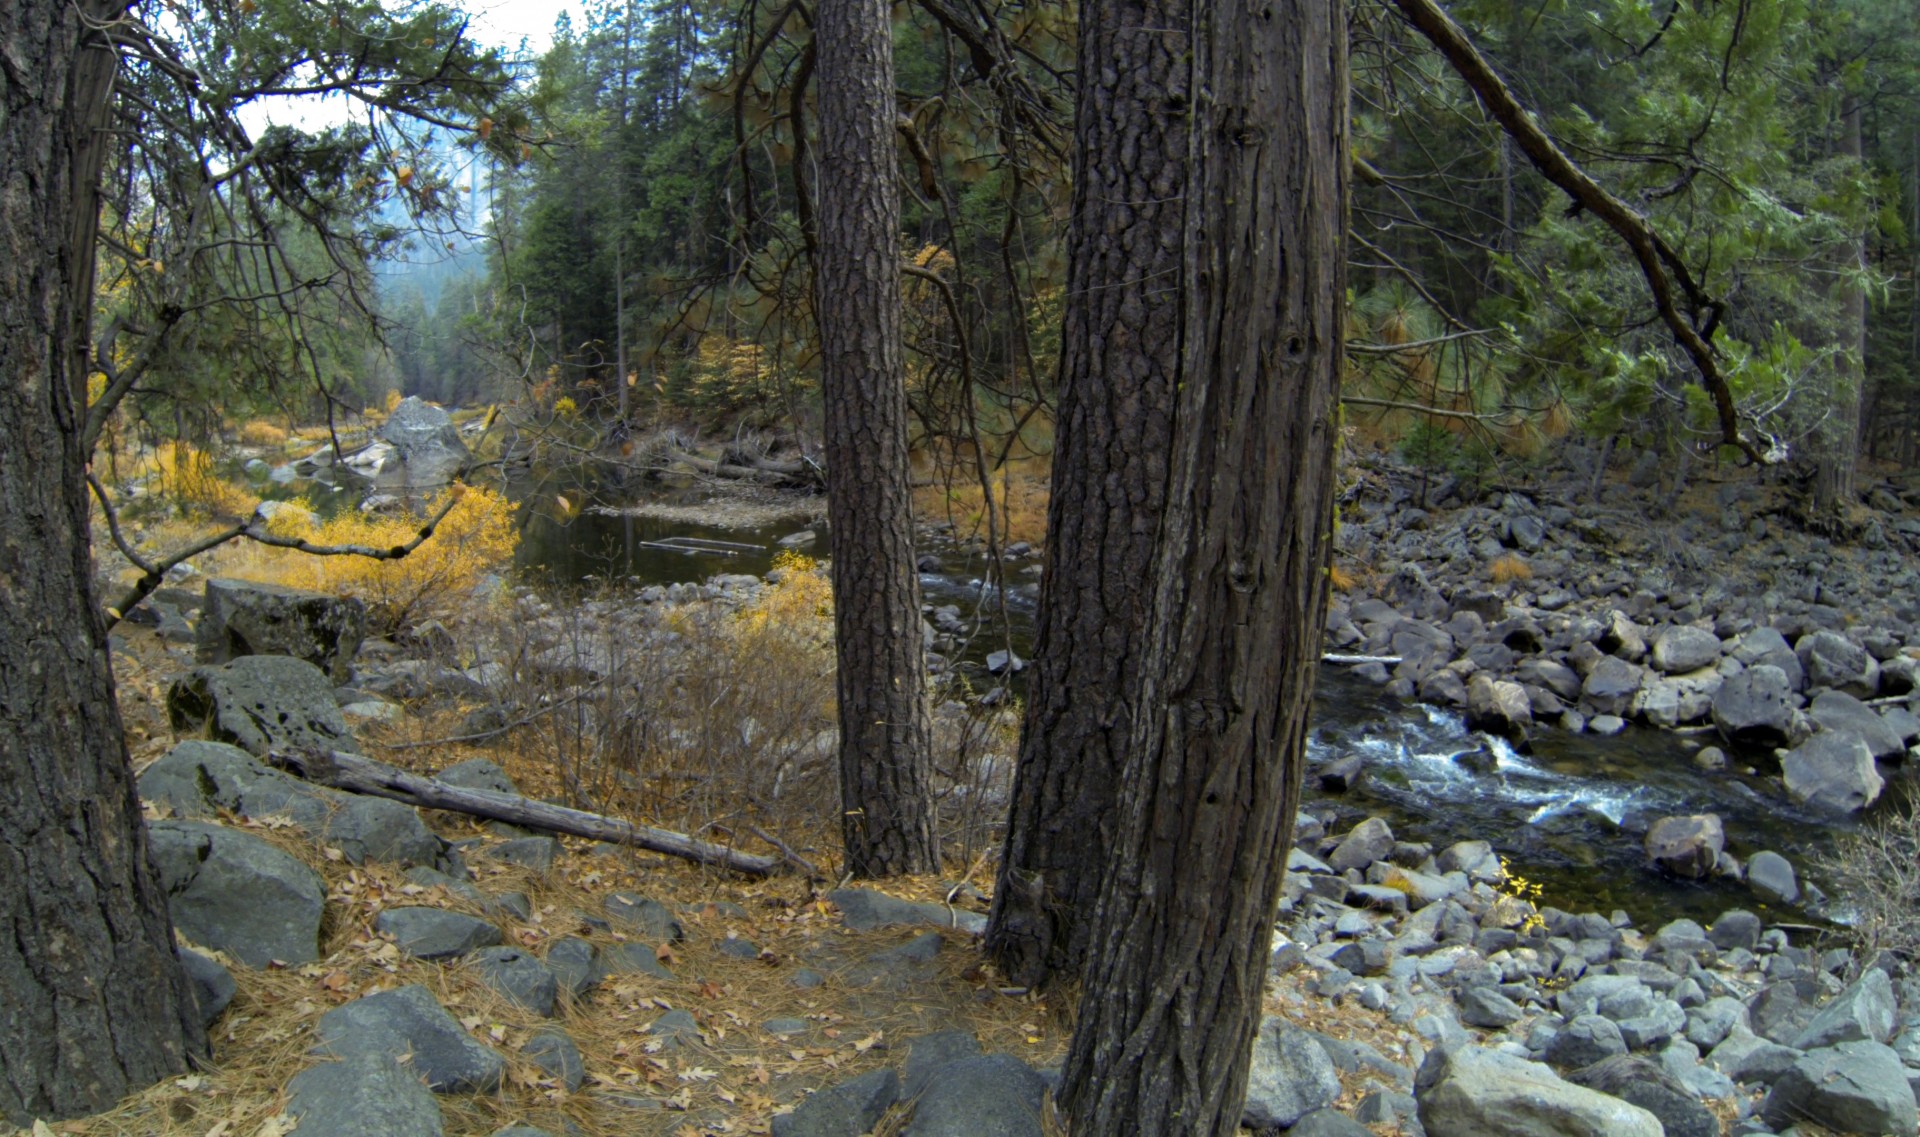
[267,747,811,877]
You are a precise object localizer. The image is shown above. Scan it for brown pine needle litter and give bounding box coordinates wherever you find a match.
[65,615,1439,1137]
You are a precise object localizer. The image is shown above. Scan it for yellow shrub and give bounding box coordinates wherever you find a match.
[150,441,259,519]
[238,419,289,446]
[552,395,578,417]
[1488,554,1533,584]
[731,551,833,646]
[385,389,405,414]
[1329,563,1356,591]
[257,484,517,633]
[910,464,1050,547]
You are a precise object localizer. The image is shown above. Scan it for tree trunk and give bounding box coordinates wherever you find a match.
[982,0,1191,987]
[1058,3,1347,1134]
[1812,96,1866,517]
[812,0,940,877]
[1,0,207,1123]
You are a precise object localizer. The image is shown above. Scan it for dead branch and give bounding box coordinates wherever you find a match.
[267,747,794,876]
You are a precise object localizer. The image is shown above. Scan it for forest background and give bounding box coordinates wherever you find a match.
[96,0,1920,534]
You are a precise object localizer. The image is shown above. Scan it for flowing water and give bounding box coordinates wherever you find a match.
[272,465,1857,927]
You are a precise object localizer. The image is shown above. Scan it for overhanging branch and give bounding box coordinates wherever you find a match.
[1389,0,1767,464]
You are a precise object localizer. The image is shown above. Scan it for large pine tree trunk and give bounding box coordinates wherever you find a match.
[1812,96,1865,518]
[812,0,940,877]
[1057,3,1347,1134]
[982,0,1189,987]
[1,0,206,1123]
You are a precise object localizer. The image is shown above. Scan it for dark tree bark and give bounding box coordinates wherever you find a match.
[1812,95,1865,518]
[812,0,941,877]
[1,0,207,1123]
[1056,3,1348,1134]
[982,0,1188,987]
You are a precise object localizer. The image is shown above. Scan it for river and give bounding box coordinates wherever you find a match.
[271,460,1847,928]
[512,489,1848,927]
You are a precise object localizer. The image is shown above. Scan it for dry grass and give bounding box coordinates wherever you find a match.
[1815,800,1920,961]
[68,614,1445,1137]
[236,419,290,447]
[1487,554,1533,584]
[911,454,1051,549]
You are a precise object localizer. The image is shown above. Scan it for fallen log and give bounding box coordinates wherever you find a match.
[1321,653,1402,666]
[266,747,808,877]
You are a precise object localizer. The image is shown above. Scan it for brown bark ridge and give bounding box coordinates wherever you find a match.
[981,0,1189,988]
[812,0,940,877]
[1,0,206,1123]
[1812,95,1865,519]
[1057,2,1347,1134]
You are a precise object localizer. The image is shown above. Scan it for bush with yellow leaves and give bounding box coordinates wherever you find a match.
[251,484,518,634]
[728,549,833,646]
[149,441,259,520]
[236,419,290,447]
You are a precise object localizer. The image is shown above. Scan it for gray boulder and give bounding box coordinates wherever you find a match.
[285,1054,443,1137]
[1685,996,1750,1050]
[1466,675,1533,739]
[1712,665,1798,747]
[1415,1044,1663,1136]
[901,1054,1047,1137]
[139,741,441,867]
[198,578,366,684]
[1653,625,1723,674]
[829,888,985,935]
[773,1068,899,1137]
[647,1009,702,1049]
[1747,851,1800,904]
[1706,910,1763,952]
[1243,1015,1341,1128]
[1798,631,1879,699]
[605,892,686,942]
[1761,1040,1918,1136]
[1328,817,1396,872]
[1545,1015,1628,1069]
[1749,982,1813,1045]
[313,984,505,1092]
[591,941,673,982]
[1633,670,1723,728]
[1708,1024,1802,1084]
[1734,627,1802,682]
[1567,1054,1718,1137]
[522,1029,585,1092]
[1582,656,1644,717]
[379,397,470,485]
[1286,1109,1374,1137]
[1793,968,1895,1050]
[436,758,517,794]
[179,947,236,1028]
[374,907,502,961]
[1810,690,1906,760]
[902,1030,984,1098]
[167,655,361,757]
[1644,813,1724,880]
[1783,731,1884,813]
[148,819,325,966]
[487,837,560,873]
[466,947,558,1016]
[544,937,597,998]
[1457,986,1524,1028]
